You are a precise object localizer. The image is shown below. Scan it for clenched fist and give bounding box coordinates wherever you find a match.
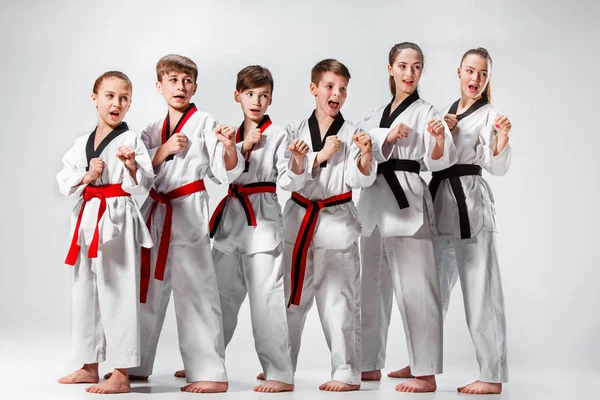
[83,157,104,184]
[386,123,409,142]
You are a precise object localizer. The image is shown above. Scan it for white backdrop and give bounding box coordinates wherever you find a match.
[1,0,599,391]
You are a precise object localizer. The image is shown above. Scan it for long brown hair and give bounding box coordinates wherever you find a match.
[460,47,493,103]
[388,42,424,97]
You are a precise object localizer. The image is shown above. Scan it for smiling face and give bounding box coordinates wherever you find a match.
[235,84,272,124]
[91,77,131,129]
[388,48,423,98]
[156,71,197,112]
[310,71,348,118]
[458,53,491,101]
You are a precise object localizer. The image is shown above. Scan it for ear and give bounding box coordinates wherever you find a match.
[456,67,461,79]
[309,81,318,97]
[191,83,198,96]
[388,64,393,76]
[156,81,163,95]
[126,98,131,112]
[91,93,98,107]
[234,90,241,103]
[268,95,272,106]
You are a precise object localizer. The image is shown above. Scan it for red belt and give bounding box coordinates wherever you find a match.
[65,184,131,266]
[140,180,206,303]
[209,182,277,238]
[288,191,353,307]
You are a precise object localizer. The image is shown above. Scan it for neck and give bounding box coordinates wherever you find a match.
[393,90,413,105]
[315,107,335,135]
[243,117,259,133]
[168,104,188,120]
[96,119,117,138]
[459,94,482,110]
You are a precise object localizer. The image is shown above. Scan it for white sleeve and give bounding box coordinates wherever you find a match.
[345,130,377,189]
[423,106,458,172]
[56,141,87,198]
[277,123,312,191]
[141,122,163,174]
[481,109,512,176]
[206,117,244,184]
[121,135,154,195]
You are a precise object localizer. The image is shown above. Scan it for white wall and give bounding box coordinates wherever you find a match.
[1,0,599,376]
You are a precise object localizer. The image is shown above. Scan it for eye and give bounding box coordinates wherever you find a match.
[481,72,488,77]
[326,84,333,89]
[340,87,347,92]
[185,78,192,84]
[260,94,268,99]
[467,69,473,73]
[106,94,113,98]
[120,96,128,101]
[247,92,254,97]
[415,65,421,70]
[170,78,177,82]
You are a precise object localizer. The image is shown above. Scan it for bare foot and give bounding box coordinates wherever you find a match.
[174,369,186,378]
[254,380,295,393]
[86,369,130,394]
[388,365,413,379]
[257,372,265,380]
[395,375,437,393]
[319,380,360,392]
[103,372,148,380]
[181,381,228,393]
[361,370,382,381]
[457,380,502,394]
[58,364,99,384]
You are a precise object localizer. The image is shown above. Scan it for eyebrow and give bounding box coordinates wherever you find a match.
[466,65,487,71]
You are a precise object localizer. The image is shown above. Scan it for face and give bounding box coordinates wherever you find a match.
[156,71,197,111]
[458,54,490,100]
[234,85,272,123]
[91,77,132,128]
[310,71,348,118]
[388,49,423,97]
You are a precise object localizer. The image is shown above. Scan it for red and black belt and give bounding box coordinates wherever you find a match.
[140,179,206,303]
[288,191,353,307]
[209,182,277,238]
[429,164,482,239]
[377,159,421,210]
[65,184,131,266]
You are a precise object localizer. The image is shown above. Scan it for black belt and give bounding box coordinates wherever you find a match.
[377,159,421,210]
[429,164,482,239]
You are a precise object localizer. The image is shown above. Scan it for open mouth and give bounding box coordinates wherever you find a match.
[250,108,261,113]
[173,95,186,100]
[468,84,479,93]
[328,100,340,109]
[403,79,414,86]
[110,110,120,118]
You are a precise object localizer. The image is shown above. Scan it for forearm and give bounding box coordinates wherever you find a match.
[223,145,239,171]
[152,146,170,168]
[431,138,445,160]
[358,152,373,175]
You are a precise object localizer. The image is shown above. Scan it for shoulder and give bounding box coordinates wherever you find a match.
[192,110,218,129]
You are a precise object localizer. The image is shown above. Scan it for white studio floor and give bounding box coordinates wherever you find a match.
[3,328,599,400]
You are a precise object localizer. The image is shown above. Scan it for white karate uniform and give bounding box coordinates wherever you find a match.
[358,96,457,375]
[278,111,377,385]
[57,124,154,368]
[211,118,294,384]
[129,105,243,383]
[434,100,511,383]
